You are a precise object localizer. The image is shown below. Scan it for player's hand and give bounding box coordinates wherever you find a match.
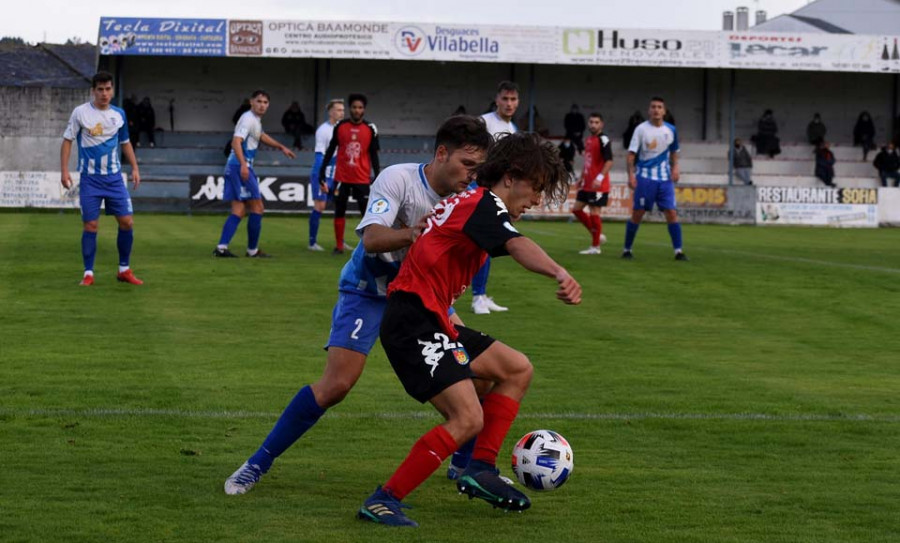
[319,180,328,194]
[671,164,680,183]
[410,212,433,244]
[555,270,582,305]
[282,146,296,159]
[240,163,249,182]
[131,169,141,190]
[593,173,605,191]
[627,175,637,190]
[61,172,72,189]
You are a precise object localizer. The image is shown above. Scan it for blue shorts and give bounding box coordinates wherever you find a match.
[312,174,334,202]
[79,175,133,222]
[326,291,387,355]
[223,163,260,201]
[633,177,676,211]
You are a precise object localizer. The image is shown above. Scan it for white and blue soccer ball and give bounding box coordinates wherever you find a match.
[511,429,573,491]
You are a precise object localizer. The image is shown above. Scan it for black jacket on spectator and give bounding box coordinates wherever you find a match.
[873,146,900,173]
[753,111,780,157]
[814,145,836,186]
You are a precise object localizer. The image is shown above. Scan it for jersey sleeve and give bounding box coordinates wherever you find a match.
[356,169,404,235]
[628,124,642,155]
[600,134,613,161]
[462,192,522,257]
[233,113,252,140]
[668,124,680,153]
[115,108,130,144]
[314,124,331,154]
[62,109,80,141]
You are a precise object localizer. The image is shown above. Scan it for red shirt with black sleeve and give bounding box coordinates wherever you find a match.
[322,119,380,185]
[582,132,613,193]
[387,187,522,339]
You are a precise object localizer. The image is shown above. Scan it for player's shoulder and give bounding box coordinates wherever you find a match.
[364,120,378,135]
[599,133,611,146]
[109,105,127,119]
[664,121,678,133]
[71,102,93,116]
[377,163,418,186]
[316,121,333,133]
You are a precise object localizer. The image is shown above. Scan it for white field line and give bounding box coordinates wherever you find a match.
[526,228,900,275]
[1,407,898,423]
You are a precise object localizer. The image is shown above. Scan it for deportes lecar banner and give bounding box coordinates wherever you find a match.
[756,186,878,227]
[98,17,227,56]
[190,175,339,213]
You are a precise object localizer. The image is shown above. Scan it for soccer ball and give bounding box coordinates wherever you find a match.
[511,429,573,491]
[599,233,608,245]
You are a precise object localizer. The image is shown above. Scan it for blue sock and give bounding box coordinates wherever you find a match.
[247,213,263,251]
[218,214,242,246]
[249,385,326,473]
[667,222,683,251]
[81,231,97,272]
[309,210,321,246]
[624,220,640,251]
[450,437,476,470]
[117,228,133,267]
[472,258,491,296]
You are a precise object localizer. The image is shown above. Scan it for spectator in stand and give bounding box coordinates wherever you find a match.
[873,141,900,187]
[558,137,576,177]
[806,113,827,146]
[663,110,676,125]
[753,109,780,158]
[854,111,877,161]
[519,107,549,138]
[732,138,753,185]
[123,95,138,147]
[564,104,586,153]
[136,97,156,148]
[281,101,313,151]
[623,110,644,150]
[814,140,836,187]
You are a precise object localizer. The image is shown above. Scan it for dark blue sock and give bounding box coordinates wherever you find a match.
[472,258,491,296]
[249,385,326,473]
[218,214,242,246]
[117,228,133,267]
[450,437,476,469]
[624,220,640,251]
[81,231,97,272]
[667,222,683,251]
[309,210,321,246]
[247,213,263,251]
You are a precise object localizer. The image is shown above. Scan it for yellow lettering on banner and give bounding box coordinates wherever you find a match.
[840,188,877,205]
[677,187,726,207]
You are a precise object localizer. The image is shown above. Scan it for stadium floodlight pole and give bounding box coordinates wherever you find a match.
[728,69,735,186]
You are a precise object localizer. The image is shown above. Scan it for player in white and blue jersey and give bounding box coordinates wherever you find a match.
[60,71,142,286]
[213,90,296,258]
[224,116,492,495]
[308,99,344,251]
[623,96,688,261]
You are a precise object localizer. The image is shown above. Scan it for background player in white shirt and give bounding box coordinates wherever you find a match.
[308,99,345,251]
[472,80,519,315]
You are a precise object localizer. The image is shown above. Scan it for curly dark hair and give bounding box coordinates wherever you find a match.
[475,132,569,205]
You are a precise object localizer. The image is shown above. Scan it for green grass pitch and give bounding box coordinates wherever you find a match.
[1,212,898,542]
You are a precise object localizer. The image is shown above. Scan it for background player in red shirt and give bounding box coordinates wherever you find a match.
[572,113,613,255]
[358,133,582,527]
[320,93,380,254]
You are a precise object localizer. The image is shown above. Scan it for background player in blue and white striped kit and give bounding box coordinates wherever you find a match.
[308,99,344,251]
[60,71,142,286]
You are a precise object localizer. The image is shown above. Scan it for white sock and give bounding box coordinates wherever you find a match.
[83,270,94,277]
[247,248,258,256]
[118,265,130,273]
[217,244,227,250]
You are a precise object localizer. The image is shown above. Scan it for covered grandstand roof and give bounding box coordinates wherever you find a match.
[753,0,900,34]
[0,43,94,87]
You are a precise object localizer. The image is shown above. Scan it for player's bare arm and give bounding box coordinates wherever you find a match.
[626,152,637,189]
[60,138,73,188]
[120,141,141,189]
[504,236,581,305]
[670,151,680,183]
[260,132,296,159]
[362,214,431,253]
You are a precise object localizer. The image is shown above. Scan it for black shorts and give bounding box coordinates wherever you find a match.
[576,190,609,207]
[380,292,496,403]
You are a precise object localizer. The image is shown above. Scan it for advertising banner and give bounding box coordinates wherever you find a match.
[559,28,721,68]
[724,33,900,73]
[756,186,878,227]
[190,175,341,213]
[1,171,80,209]
[98,17,227,56]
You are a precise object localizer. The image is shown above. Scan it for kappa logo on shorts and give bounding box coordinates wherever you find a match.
[369,198,390,214]
[417,332,459,377]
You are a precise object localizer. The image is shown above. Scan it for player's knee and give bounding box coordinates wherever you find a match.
[83,221,99,233]
[453,404,484,441]
[117,216,133,230]
[315,377,355,408]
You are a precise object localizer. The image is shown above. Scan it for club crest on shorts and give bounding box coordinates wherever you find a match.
[452,347,470,365]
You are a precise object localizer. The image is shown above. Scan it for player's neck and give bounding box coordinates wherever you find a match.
[650,119,664,127]
[496,111,513,123]
[92,100,111,111]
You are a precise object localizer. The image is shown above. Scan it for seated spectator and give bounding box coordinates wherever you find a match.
[281,101,313,151]
[853,111,876,161]
[564,104,586,153]
[814,140,836,187]
[873,142,900,187]
[731,138,753,185]
[806,113,827,146]
[752,109,780,158]
[136,97,156,148]
[623,110,644,149]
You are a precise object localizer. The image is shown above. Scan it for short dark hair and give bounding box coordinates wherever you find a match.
[434,115,493,155]
[348,93,368,107]
[251,89,270,100]
[650,96,666,104]
[496,81,519,95]
[91,71,114,88]
[589,113,604,121]
[475,132,569,206]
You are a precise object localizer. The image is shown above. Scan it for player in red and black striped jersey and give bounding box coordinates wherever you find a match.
[358,133,582,527]
[572,113,613,255]
[320,93,380,254]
